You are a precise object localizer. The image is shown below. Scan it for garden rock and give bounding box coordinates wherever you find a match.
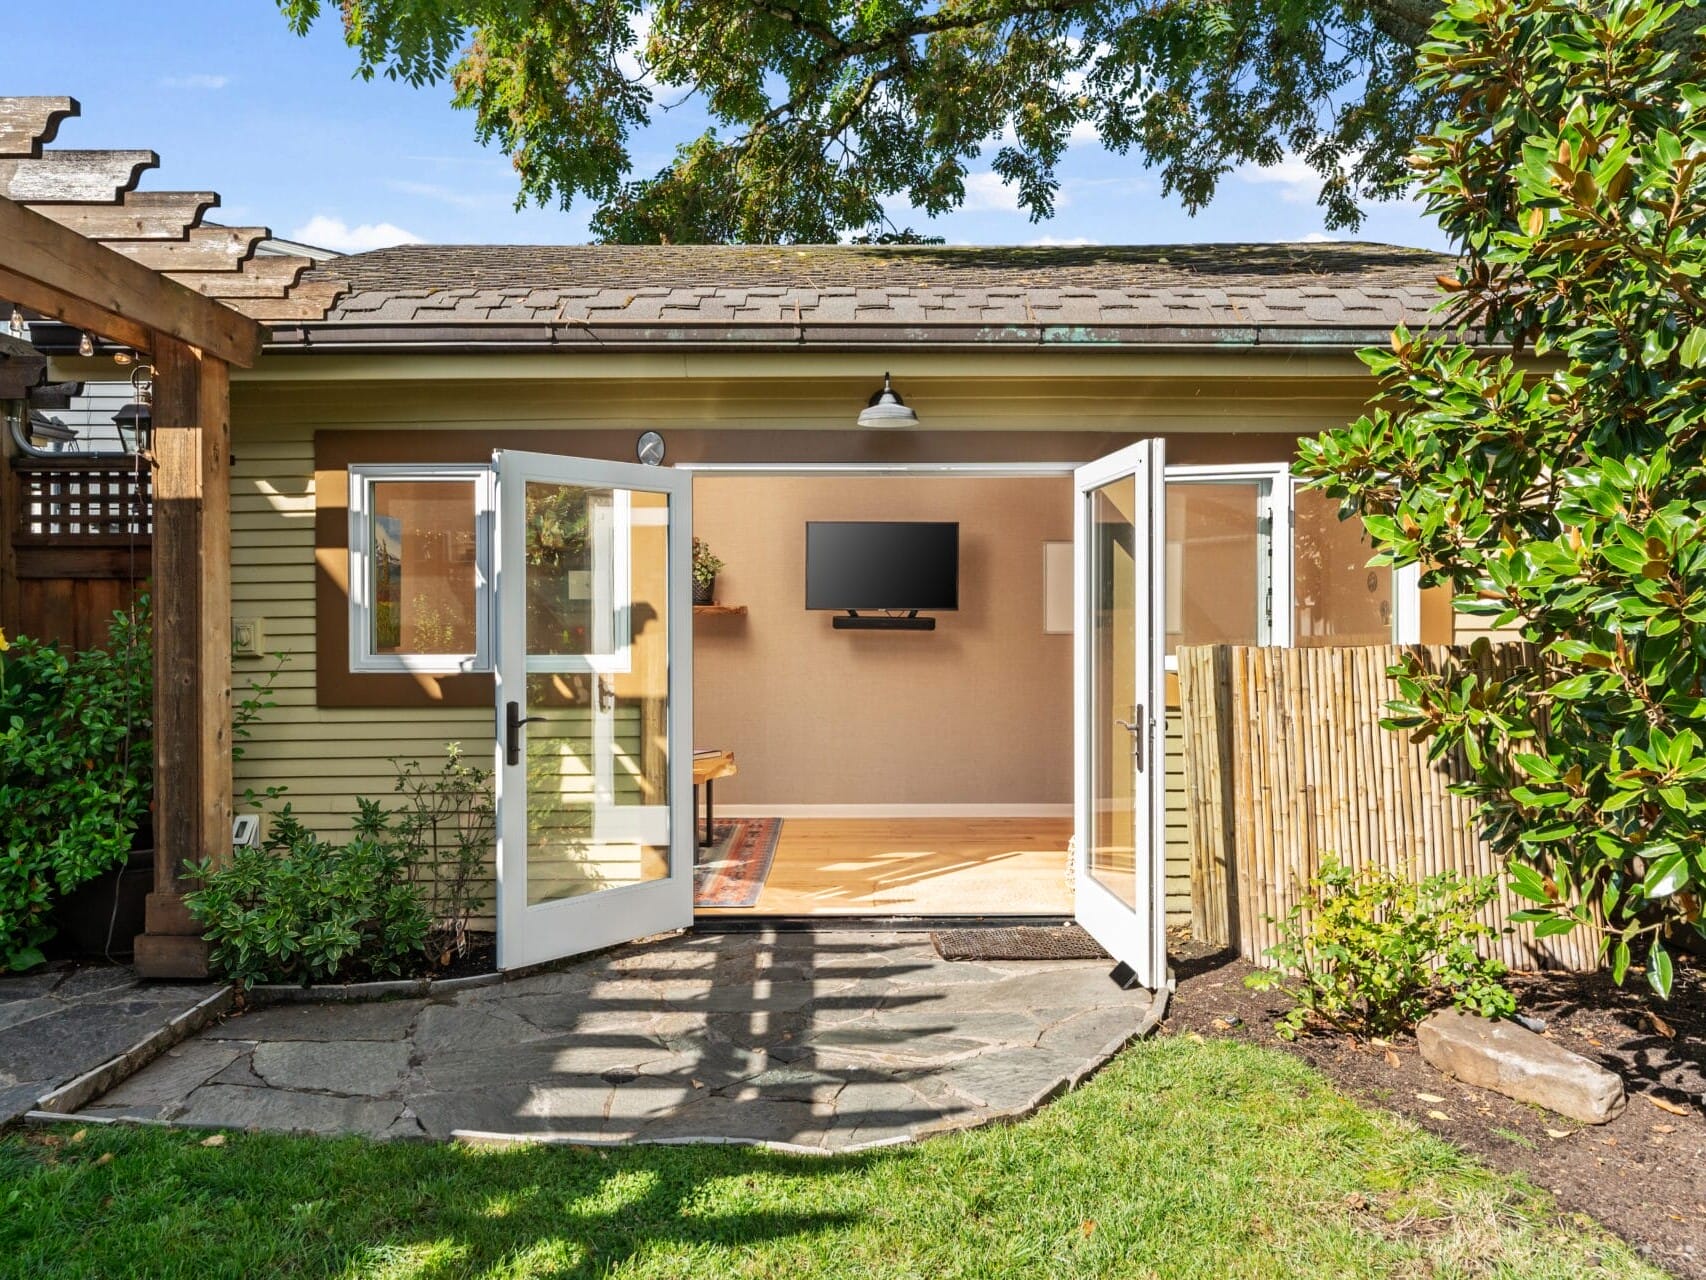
[1417,1009,1625,1125]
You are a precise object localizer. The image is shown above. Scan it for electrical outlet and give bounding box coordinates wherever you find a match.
[231,617,263,657]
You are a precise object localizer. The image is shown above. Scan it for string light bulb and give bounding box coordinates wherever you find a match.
[112,350,134,367]
[7,305,22,338]
[78,331,94,358]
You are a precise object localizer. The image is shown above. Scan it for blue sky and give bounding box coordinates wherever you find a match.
[2,2,1449,253]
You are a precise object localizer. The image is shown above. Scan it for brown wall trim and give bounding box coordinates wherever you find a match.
[313,427,1309,709]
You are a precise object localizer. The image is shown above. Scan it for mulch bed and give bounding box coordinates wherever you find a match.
[1164,939,1706,1279]
[332,932,498,984]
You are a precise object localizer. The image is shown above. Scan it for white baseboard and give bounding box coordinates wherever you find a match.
[712,804,1073,819]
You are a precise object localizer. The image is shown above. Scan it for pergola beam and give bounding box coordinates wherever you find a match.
[170,254,312,299]
[0,149,157,202]
[31,190,220,240]
[226,279,346,322]
[106,225,268,273]
[0,96,77,158]
[0,195,262,366]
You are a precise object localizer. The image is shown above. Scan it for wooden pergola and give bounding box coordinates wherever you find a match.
[1,96,344,978]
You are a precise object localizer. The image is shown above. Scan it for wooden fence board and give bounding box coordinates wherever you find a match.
[1177,643,1599,973]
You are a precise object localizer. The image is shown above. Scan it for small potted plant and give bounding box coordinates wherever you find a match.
[692,537,724,606]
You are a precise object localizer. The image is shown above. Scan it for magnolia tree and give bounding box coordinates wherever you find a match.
[1297,0,1706,995]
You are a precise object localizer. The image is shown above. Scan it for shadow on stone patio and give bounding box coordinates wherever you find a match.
[71,929,1160,1151]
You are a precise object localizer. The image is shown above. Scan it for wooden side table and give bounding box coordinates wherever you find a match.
[692,749,737,847]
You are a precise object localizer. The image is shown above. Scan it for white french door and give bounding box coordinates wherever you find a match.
[1073,439,1169,989]
[491,449,693,970]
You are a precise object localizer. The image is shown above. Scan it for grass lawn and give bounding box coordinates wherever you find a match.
[0,1035,1661,1280]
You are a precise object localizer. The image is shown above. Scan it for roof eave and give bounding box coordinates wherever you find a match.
[263,319,1433,354]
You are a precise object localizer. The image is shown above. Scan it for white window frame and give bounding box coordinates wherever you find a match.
[348,463,495,675]
[524,487,637,677]
[1163,463,1419,670]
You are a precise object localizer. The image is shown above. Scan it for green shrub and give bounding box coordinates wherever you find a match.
[184,801,430,988]
[1247,860,1516,1040]
[1293,0,1706,994]
[0,606,152,972]
[388,743,493,963]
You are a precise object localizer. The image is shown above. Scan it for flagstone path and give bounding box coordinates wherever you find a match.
[72,930,1160,1152]
[0,963,224,1124]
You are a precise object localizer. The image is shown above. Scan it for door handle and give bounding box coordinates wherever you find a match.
[504,700,545,767]
[1116,704,1146,772]
[596,674,615,712]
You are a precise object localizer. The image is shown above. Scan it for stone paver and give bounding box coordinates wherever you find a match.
[0,962,225,1124]
[72,930,1159,1151]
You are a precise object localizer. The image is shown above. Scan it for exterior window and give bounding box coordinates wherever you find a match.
[349,464,493,673]
[1292,485,1393,647]
[1165,480,1269,655]
[1164,466,1417,666]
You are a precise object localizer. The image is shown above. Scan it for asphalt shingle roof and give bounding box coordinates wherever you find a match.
[280,242,1454,350]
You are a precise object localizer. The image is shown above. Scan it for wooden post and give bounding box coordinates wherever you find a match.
[0,400,18,630]
[133,334,231,979]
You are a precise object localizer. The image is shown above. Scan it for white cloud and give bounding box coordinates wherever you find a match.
[615,4,659,91]
[1236,150,1426,218]
[1026,235,1099,247]
[387,179,507,211]
[1296,231,1335,243]
[289,215,423,254]
[960,171,1071,215]
[961,172,1022,213]
[1235,154,1321,204]
[158,73,230,90]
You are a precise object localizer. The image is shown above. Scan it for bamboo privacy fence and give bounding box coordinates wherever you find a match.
[1176,644,1600,973]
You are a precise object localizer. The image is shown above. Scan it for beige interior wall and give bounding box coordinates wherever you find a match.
[692,475,1072,807]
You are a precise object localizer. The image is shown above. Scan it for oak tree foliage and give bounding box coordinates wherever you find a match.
[278,0,1447,242]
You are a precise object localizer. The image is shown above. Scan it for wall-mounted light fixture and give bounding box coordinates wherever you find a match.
[112,362,155,454]
[856,372,919,428]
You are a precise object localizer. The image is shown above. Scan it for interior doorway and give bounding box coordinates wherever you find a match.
[686,464,1103,927]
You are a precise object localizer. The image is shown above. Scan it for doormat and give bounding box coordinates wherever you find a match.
[693,817,784,909]
[930,924,1109,962]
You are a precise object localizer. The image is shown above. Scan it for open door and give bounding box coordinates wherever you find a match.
[1074,439,1168,990]
[492,449,692,970]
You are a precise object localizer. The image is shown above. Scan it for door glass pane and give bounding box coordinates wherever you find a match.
[524,482,623,658]
[524,486,671,906]
[1165,481,1263,656]
[369,480,478,655]
[1294,486,1392,646]
[1089,476,1138,910]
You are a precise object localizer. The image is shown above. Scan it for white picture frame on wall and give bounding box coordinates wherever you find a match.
[1043,540,1073,634]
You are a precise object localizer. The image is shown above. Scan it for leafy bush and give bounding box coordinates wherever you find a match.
[1247,860,1516,1040]
[184,802,430,988]
[0,606,152,971]
[389,744,493,963]
[1293,0,1706,993]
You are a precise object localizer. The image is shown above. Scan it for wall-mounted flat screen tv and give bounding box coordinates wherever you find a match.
[806,521,960,612]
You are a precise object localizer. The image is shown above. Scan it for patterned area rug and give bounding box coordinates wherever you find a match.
[693,817,784,908]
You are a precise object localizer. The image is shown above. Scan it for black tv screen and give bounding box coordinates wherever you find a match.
[806,521,959,612]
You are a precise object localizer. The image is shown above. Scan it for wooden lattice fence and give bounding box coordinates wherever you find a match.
[2,451,151,648]
[1176,643,1601,973]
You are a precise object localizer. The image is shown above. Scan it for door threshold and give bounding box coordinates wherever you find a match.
[692,913,1073,934]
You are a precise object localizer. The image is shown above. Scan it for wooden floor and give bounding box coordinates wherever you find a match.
[696,817,1074,916]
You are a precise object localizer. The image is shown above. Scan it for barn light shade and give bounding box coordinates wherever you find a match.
[857,372,918,428]
[112,402,151,454]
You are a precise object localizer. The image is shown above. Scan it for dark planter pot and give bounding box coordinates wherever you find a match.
[693,576,716,606]
[54,848,153,960]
